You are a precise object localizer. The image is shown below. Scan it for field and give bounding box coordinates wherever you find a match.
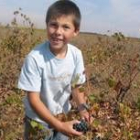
[0,12,140,140]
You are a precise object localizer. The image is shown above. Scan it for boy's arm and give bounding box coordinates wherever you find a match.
[72,86,90,122]
[72,86,85,105]
[27,91,82,137]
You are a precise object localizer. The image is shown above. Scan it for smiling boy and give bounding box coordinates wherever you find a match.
[18,0,90,140]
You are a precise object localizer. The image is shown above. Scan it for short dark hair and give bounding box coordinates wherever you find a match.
[46,0,81,30]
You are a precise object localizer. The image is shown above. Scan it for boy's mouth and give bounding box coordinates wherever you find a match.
[51,38,63,44]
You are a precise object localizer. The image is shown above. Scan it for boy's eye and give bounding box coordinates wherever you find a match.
[49,22,57,28]
[63,25,70,29]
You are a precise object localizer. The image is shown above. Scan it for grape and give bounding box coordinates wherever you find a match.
[73,120,88,133]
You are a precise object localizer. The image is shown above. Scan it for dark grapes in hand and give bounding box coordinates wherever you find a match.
[73,120,88,133]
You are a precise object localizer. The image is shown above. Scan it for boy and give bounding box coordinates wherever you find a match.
[18,0,90,139]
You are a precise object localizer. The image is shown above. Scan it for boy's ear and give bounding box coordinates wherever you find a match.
[74,29,79,37]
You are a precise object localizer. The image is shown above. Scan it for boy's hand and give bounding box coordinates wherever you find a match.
[73,119,88,133]
[79,110,93,124]
[57,120,83,137]
[79,110,90,121]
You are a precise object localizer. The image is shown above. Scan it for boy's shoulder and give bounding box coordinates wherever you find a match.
[68,43,82,57]
[25,41,49,65]
[29,41,48,57]
[68,43,81,53]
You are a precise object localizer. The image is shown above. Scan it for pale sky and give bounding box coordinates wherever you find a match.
[0,0,140,37]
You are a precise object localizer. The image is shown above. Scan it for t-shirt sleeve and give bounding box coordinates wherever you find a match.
[18,55,41,92]
[72,50,86,86]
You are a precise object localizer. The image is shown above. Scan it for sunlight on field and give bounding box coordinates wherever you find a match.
[0,10,140,140]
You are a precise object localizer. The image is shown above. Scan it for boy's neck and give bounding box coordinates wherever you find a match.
[49,45,68,59]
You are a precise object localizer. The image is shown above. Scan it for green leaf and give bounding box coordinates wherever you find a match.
[38,123,44,130]
[79,86,85,92]
[108,78,116,88]
[92,119,100,127]
[88,94,98,103]
[30,120,38,128]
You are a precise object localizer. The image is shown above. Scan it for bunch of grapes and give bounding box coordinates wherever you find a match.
[73,120,88,133]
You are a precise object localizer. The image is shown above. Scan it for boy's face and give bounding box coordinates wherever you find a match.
[47,15,79,51]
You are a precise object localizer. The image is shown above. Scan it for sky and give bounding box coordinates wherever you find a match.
[0,0,140,38]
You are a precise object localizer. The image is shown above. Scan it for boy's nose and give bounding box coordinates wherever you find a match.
[55,27,63,35]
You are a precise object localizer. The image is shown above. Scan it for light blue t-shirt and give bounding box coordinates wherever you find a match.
[18,41,85,126]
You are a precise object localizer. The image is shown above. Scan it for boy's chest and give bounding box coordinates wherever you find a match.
[42,59,75,85]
